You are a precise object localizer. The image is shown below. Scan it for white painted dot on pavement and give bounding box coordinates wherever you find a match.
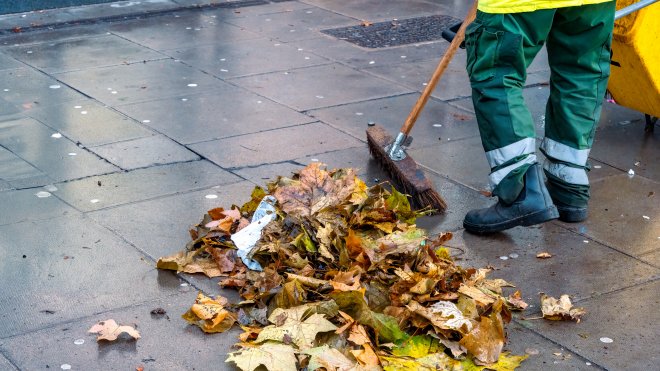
[49,84,61,89]
[68,152,77,156]
[51,133,62,138]
[205,194,218,199]
[600,337,613,343]
[90,199,100,204]
[61,365,71,370]
[80,111,88,115]
[35,191,51,198]
[74,339,85,345]
[187,83,198,87]
[142,120,151,123]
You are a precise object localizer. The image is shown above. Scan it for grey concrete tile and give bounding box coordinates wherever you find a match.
[208,0,313,17]
[115,88,314,145]
[299,0,447,22]
[409,136,492,192]
[64,0,181,20]
[0,26,107,47]
[0,67,84,109]
[231,63,411,111]
[189,122,363,168]
[457,224,659,304]
[293,37,451,69]
[55,59,230,106]
[90,135,199,170]
[590,121,660,182]
[0,215,181,338]
[3,34,166,73]
[0,118,119,183]
[27,99,155,147]
[0,354,17,371]
[0,188,78,226]
[504,321,595,370]
[167,37,331,78]
[0,52,24,71]
[54,160,241,212]
[87,181,255,293]
[8,174,56,189]
[223,7,357,42]
[364,51,549,102]
[415,173,493,234]
[232,161,305,185]
[639,250,660,268]
[521,280,660,371]
[0,9,78,31]
[0,180,11,191]
[308,93,479,149]
[598,100,648,130]
[562,174,660,257]
[0,291,240,371]
[107,11,259,51]
[294,145,389,183]
[0,145,46,182]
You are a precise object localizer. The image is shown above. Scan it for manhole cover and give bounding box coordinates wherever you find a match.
[322,15,460,48]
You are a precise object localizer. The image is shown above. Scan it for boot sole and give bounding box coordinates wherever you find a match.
[464,206,560,234]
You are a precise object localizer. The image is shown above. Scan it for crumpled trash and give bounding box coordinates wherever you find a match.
[231,196,277,271]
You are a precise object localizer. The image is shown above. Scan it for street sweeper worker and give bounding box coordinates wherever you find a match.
[462,0,616,233]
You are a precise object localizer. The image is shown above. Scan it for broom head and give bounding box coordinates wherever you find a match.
[366,124,447,214]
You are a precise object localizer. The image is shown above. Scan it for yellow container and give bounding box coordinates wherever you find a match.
[608,0,660,117]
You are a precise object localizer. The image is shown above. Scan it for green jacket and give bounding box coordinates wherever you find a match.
[478,0,614,13]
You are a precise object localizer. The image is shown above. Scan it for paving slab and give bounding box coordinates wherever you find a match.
[293,37,451,69]
[87,181,256,294]
[455,224,659,305]
[0,145,47,183]
[26,99,155,147]
[232,161,305,184]
[0,26,107,46]
[520,279,660,371]
[0,214,182,339]
[0,52,25,71]
[204,0,314,19]
[167,36,331,79]
[299,0,448,22]
[55,59,230,106]
[89,135,200,170]
[560,174,660,257]
[590,120,660,182]
[114,88,314,145]
[0,291,241,371]
[0,118,119,183]
[230,63,412,111]
[53,160,241,212]
[190,121,364,168]
[293,145,389,182]
[223,6,357,42]
[107,10,260,51]
[0,188,78,226]
[0,67,84,111]
[414,174,493,234]
[308,93,479,148]
[364,51,549,102]
[0,353,17,370]
[3,34,166,73]
[504,321,595,370]
[64,0,181,20]
[639,250,660,268]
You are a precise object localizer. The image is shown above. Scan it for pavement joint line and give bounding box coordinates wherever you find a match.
[0,290,187,342]
[180,121,321,146]
[0,0,273,35]
[510,317,609,370]
[551,216,660,265]
[0,348,20,370]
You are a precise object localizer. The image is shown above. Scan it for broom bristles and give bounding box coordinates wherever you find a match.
[367,125,446,214]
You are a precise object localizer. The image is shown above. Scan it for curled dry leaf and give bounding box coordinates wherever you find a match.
[88,319,140,341]
[540,293,586,323]
[536,252,552,259]
[182,293,237,333]
[507,290,529,311]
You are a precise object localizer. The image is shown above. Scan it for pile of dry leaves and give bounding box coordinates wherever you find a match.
[157,163,530,370]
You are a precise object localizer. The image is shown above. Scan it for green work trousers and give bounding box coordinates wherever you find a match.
[465,1,616,206]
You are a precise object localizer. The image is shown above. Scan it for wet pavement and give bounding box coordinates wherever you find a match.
[0,1,658,370]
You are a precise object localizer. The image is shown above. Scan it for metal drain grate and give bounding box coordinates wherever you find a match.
[322,15,460,48]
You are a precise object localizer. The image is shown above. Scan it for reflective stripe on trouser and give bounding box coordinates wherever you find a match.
[465,2,615,205]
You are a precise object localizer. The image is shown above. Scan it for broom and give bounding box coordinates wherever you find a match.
[367,1,478,214]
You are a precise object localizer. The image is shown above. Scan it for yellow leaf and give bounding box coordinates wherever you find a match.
[459,312,505,365]
[88,319,140,341]
[381,353,460,371]
[351,343,380,366]
[182,293,237,333]
[461,352,528,370]
[226,342,297,371]
[305,345,357,370]
[391,335,443,358]
[458,285,497,307]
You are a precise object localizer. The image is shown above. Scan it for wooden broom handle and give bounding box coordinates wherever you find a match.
[400,1,479,135]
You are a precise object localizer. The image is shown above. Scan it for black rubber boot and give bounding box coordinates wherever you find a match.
[554,201,588,223]
[464,164,559,234]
